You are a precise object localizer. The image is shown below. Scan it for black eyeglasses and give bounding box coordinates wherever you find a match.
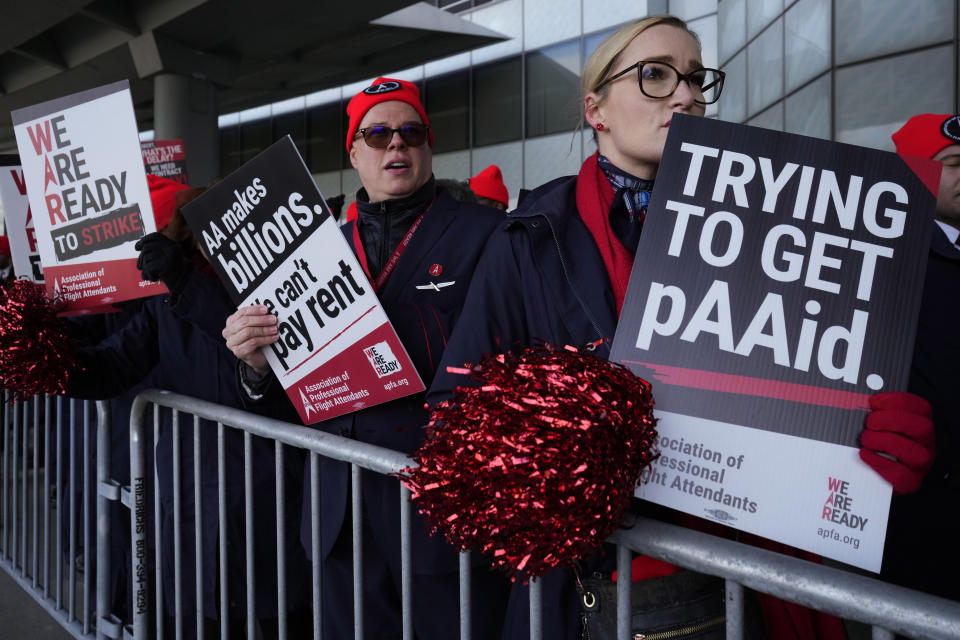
[595,60,725,105]
[355,123,430,149]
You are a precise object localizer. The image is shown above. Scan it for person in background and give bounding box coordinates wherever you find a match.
[883,113,960,602]
[436,177,480,203]
[428,14,933,640]
[66,181,311,639]
[467,164,510,210]
[221,77,511,639]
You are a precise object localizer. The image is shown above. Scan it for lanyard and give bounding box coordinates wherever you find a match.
[351,199,434,292]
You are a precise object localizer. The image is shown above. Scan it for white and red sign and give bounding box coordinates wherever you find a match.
[182,136,424,424]
[141,139,187,184]
[611,115,939,571]
[11,80,164,312]
[0,155,44,282]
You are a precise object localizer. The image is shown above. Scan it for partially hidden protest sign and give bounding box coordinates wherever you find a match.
[141,139,187,184]
[610,114,939,571]
[0,154,43,282]
[11,80,165,312]
[182,136,424,424]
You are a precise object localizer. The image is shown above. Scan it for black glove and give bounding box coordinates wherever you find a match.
[135,232,191,296]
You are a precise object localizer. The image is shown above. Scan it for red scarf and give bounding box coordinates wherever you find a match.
[575,152,635,316]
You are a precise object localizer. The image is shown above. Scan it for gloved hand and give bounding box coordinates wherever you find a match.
[859,391,934,495]
[135,232,191,296]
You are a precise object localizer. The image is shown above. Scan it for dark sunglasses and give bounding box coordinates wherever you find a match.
[355,123,430,149]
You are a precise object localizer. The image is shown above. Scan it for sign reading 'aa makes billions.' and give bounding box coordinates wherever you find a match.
[611,114,939,571]
[181,136,424,424]
[11,80,164,312]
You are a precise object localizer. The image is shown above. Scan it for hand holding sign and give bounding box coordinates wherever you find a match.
[223,305,278,375]
[859,392,934,495]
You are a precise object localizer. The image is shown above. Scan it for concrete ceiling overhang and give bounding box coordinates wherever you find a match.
[0,0,506,153]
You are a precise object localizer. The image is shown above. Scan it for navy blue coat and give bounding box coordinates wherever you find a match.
[301,188,508,574]
[70,270,309,620]
[882,225,960,600]
[427,174,620,640]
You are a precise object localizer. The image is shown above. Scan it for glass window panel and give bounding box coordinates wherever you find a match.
[425,70,470,154]
[525,0,579,50]
[718,0,745,63]
[525,133,582,191]
[219,125,243,176]
[718,49,747,123]
[468,0,523,65]
[836,45,954,150]
[688,14,719,70]
[669,0,718,21]
[785,73,831,140]
[273,110,306,157]
[471,141,522,206]
[746,101,783,131]
[583,28,616,64]
[584,0,656,34]
[306,102,342,174]
[240,118,272,164]
[747,18,783,116]
[526,40,582,138]
[747,0,782,39]
[784,0,830,93]
[835,0,954,64]
[432,150,472,182]
[472,56,522,146]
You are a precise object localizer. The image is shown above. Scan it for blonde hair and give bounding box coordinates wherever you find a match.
[582,15,700,107]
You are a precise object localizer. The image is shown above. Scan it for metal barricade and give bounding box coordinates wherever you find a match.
[0,392,101,639]
[3,388,960,639]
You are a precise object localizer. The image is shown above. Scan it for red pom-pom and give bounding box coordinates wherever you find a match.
[0,280,76,399]
[403,344,658,581]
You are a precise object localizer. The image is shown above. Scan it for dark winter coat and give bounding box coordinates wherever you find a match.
[303,187,507,573]
[882,224,960,600]
[69,269,309,620]
[426,174,620,640]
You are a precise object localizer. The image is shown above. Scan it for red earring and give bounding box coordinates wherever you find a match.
[596,123,605,131]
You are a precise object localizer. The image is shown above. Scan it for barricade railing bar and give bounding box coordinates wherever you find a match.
[1,392,100,640]
[2,389,960,640]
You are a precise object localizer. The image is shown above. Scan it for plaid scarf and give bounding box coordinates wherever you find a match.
[597,153,654,222]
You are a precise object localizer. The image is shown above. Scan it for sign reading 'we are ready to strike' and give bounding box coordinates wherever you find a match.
[11,80,163,313]
[611,114,939,571]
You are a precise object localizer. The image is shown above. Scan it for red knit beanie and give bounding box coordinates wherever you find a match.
[892,114,960,159]
[345,77,433,152]
[147,173,191,230]
[468,164,509,207]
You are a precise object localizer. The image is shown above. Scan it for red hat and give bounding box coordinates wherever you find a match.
[147,174,190,229]
[891,113,960,159]
[468,165,509,207]
[345,77,433,152]
[0,236,10,259]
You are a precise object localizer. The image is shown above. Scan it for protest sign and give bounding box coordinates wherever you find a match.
[11,80,164,312]
[0,155,43,282]
[610,114,938,571]
[141,139,187,184]
[182,136,424,424]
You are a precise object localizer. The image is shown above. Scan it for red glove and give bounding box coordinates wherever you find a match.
[859,392,934,495]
